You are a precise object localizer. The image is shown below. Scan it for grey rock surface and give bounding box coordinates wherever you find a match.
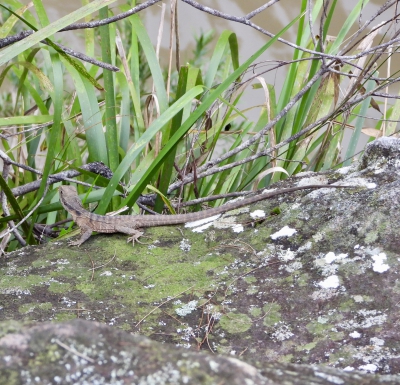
[1,319,399,385]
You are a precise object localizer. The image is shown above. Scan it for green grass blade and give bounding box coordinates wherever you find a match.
[0,4,104,91]
[286,73,336,175]
[29,51,63,241]
[0,0,119,66]
[0,2,32,38]
[0,115,52,126]
[63,60,108,164]
[116,71,131,154]
[147,185,176,215]
[0,174,32,242]
[204,30,239,88]
[32,0,50,26]
[130,14,168,112]
[154,65,194,212]
[343,79,374,166]
[99,6,119,172]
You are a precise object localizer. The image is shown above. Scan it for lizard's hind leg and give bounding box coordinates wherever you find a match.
[116,226,146,246]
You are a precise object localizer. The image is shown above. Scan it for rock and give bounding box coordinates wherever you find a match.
[1,138,400,382]
[1,319,399,385]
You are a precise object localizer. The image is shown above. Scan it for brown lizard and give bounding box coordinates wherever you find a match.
[59,184,349,247]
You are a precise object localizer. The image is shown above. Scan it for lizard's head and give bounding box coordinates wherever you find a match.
[59,185,77,196]
[59,185,84,214]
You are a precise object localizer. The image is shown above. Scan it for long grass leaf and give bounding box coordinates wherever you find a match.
[63,60,108,164]
[0,174,32,242]
[0,0,119,66]
[154,66,192,212]
[343,79,374,166]
[130,14,168,112]
[204,30,238,88]
[0,116,52,126]
[0,2,32,38]
[99,6,119,173]
[30,52,63,242]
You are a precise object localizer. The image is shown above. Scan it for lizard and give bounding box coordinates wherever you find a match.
[59,184,350,247]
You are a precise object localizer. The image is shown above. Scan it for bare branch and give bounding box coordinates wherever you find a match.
[9,162,114,197]
[0,30,33,49]
[60,0,162,31]
[42,41,119,72]
[339,0,397,55]
[245,0,281,20]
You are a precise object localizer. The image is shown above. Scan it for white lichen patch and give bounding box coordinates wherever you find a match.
[175,300,198,317]
[349,331,361,338]
[343,177,377,189]
[270,322,294,342]
[176,326,194,342]
[312,232,324,242]
[255,244,276,261]
[311,288,340,301]
[338,309,387,329]
[318,275,340,289]
[190,222,215,233]
[297,241,312,252]
[270,226,297,240]
[350,341,398,374]
[232,224,244,233]
[296,175,328,185]
[261,188,277,195]
[189,210,250,234]
[358,363,378,373]
[371,253,389,273]
[314,371,344,384]
[179,238,191,252]
[250,209,265,219]
[277,248,296,262]
[0,288,31,295]
[213,216,240,229]
[285,261,303,273]
[209,360,219,372]
[203,304,222,320]
[325,252,348,264]
[336,166,352,175]
[352,295,364,303]
[185,215,221,229]
[51,259,70,265]
[370,337,385,346]
[314,252,351,277]
[60,297,76,307]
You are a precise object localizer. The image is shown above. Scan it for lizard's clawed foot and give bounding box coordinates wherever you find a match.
[126,230,146,246]
[126,231,154,246]
[68,240,83,247]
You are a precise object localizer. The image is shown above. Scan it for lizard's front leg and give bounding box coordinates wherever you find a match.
[69,226,93,247]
